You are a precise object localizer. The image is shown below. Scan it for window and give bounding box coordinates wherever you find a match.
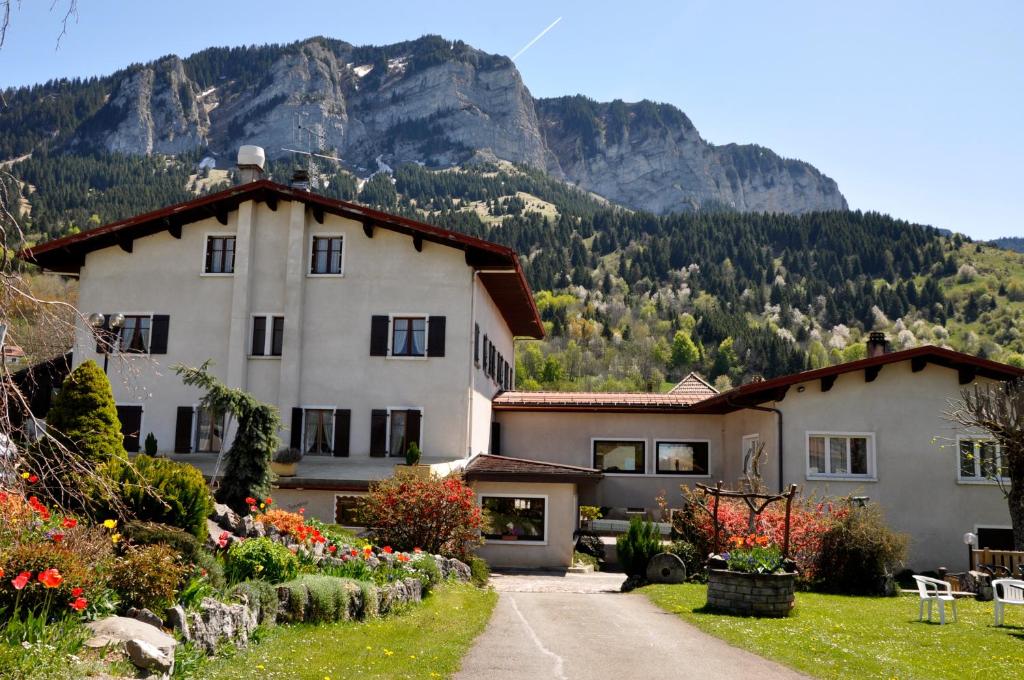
[657,441,709,475]
[388,409,421,457]
[195,407,225,453]
[251,315,284,356]
[474,324,480,365]
[115,404,143,453]
[303,409,334,455]
[977,527,1014,550]
[807,433,873,478]
[118,315,152,354]
[204,235,235,274]
[481,496,546,542]
[594,439,646,474]
[391,317,426,357]
[958,437,1007,482]
[310,235,343,275]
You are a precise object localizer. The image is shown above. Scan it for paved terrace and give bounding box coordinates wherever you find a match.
[163,453,465,490]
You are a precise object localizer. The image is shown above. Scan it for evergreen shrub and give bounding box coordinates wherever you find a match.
[224,537,298,584]
[616,517,662,577]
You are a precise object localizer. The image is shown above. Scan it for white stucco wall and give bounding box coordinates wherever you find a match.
[468,275,515,456]
[472,480,578,569]
[770,361,1010,571]
[72,197,517,465]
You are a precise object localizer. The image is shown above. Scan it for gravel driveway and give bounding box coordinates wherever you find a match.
[454,571,806,680]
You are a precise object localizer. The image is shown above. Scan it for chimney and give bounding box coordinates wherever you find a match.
[236,145,266,184]
[866,331,888,358]
[290,168,310,192]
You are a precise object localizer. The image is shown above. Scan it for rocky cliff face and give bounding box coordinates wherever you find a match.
[63,36,845,214]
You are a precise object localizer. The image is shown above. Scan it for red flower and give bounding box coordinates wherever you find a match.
[62,518,78,529]
[70,597,88,612]
[0,568,4,579]
[328,545,337,553]
[27,474,39,484]
[12,571,31,590]
[38,568,63,589]
[383,546,393,554]
[264,498,273,506]
[51,533,65,543]
[71,587,83,597]
[298,508,305,515]
[413,547,422,554]
[217,530,230,549]
[245,497,257,506]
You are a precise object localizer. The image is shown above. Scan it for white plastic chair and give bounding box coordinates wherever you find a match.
[993,578,1024,626]
[912,575,958,624]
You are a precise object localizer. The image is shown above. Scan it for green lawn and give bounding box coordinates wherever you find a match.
[642,583,1024,679]
[188,584,496,680]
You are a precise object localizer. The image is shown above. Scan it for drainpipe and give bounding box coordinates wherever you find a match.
[727,397,784,493]
[466,270,478,459]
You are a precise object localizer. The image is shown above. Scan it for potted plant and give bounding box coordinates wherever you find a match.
[579,505,602,531]
[394,441,431,478]
[143,432,158,457]
[706,533,797,617]
[271,447,302,477]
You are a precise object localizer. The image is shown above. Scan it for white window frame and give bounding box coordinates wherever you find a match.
[591,437,648,476]
[192,403,226,454]
[741,433,761,476]
[249,313,284,359]
[384,406,424,456]
[805,431,876,481]
[654,439,712,477]
[386,313,429,360]
[956,435,1009,485]
[301,405,337,456]
[307,233,346,277]
[201,232,237,277]
[479,493,549,546]
[112,312,154,356]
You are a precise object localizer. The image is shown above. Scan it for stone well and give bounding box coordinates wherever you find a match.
[706,569,795,617]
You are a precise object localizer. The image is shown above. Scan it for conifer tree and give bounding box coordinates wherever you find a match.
[45,359,126,463]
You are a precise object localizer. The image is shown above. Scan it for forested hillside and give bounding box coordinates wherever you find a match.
[6,152,1024,391]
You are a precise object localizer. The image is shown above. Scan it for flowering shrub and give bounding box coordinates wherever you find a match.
[359,474,483,558]
[812,503,908,594]
[724,534,784,574]
[224,537,298,584]
[109,544,189,611]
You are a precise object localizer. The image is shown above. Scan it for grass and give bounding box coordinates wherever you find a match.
[642,583,1024,679]
[189,583,496,680]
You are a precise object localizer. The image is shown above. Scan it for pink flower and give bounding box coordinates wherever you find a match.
[12,571,30,590]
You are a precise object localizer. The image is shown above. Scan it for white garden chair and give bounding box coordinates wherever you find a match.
[912,575,958,624]
[992,578,1024,626]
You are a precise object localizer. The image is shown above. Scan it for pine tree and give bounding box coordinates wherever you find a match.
[45,359,126,464]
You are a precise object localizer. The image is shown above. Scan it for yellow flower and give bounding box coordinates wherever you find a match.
[20,472,29,479]
[383,648,394,656]
[103,519,117,530]
[111,533,121,544]
[260,503,266,509]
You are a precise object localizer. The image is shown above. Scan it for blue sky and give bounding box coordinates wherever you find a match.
[1,1,1021,239]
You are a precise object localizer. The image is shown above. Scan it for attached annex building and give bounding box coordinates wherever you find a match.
[22,169,1022,572]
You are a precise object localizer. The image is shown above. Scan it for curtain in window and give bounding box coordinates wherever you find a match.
[389,411,407,457]
[411,318,425,355]
[393,323,408,355]
[196,408,225,453]
[303,410,333,455]
[808,436,825,473]
[119,316,150,353]
[829,437,847,474]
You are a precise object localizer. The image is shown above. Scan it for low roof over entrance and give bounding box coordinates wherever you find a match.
[464,454,603,483]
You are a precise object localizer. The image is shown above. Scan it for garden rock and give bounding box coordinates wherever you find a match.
[125,638,173,674]
[84,616,177,667]
[164,605,190,640]
[212,503,243,534]
[185,597,258,654]
[646,553,687,584]
[379,578,423,614]
[575,534,606,563]
[435,556,471,582]
[620,574,647,592]
[241,514,266,538]
[126,607,165,630]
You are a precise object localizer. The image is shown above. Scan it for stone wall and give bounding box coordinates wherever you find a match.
[706,569,795,618]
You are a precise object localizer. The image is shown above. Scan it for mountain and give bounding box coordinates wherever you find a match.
[991,237,1024,253]
[1,35,845,215]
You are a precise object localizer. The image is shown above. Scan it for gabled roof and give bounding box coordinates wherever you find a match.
[668,372,718,399]
[464,454,603,483]
[495,345,1024,415]
[19,180,543,338]
[693,345,1024,413]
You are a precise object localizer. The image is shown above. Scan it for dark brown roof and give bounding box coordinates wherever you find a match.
[495,346,1024,414]
[694,345,1024,413]
[464,454,603,483]
[19,180,543,338]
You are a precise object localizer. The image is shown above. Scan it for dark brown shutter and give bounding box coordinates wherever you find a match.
[174,406,194,453]
[116,405,143,453]
[333,409,350,457]
[95,314,110,353]
[150,315,170,354]
[474,324,480,364]
[290,407,303,450]
[427,316,446,357]
[370,316,389,356]
[490,421,502,455]
[406,409,422,450]
[370,409,388,457]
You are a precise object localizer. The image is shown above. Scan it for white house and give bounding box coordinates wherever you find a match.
[21,151,1023,571]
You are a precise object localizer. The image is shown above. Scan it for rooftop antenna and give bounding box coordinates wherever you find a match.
[284,113,343,190]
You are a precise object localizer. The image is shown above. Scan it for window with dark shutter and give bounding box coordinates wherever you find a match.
[405,409,422,450]
[149,315,169,354]
[116,405,143,453]
[370,409,388,456]
[333,409,351,457]
[474,324,480,365]
[427,316,446,357]
[174,406,194,453]
[370,316,389,356]
[290,407,303,450]
[270,316,284,356]
[251,317,267,356]
[482,335,489,373]
[490,421,502,455]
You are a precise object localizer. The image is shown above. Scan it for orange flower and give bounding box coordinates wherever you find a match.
[38,568,63,589]
[70,597,88,611]
[62,518,78,529]
[0,568,4,579]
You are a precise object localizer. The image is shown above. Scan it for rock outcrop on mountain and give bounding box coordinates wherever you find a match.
[30,35,846,214]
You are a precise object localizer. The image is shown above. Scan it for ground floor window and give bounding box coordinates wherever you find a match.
[977,527,1014,551]
[481,496,546,542]
[807,432,873,478]
[656,440,709,475]
[115,404,143,453]
[195,407,225,453]
[304,409,334,455]
[388,409,421,457]
[958,437,1006,482]
[593,439,645,473]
